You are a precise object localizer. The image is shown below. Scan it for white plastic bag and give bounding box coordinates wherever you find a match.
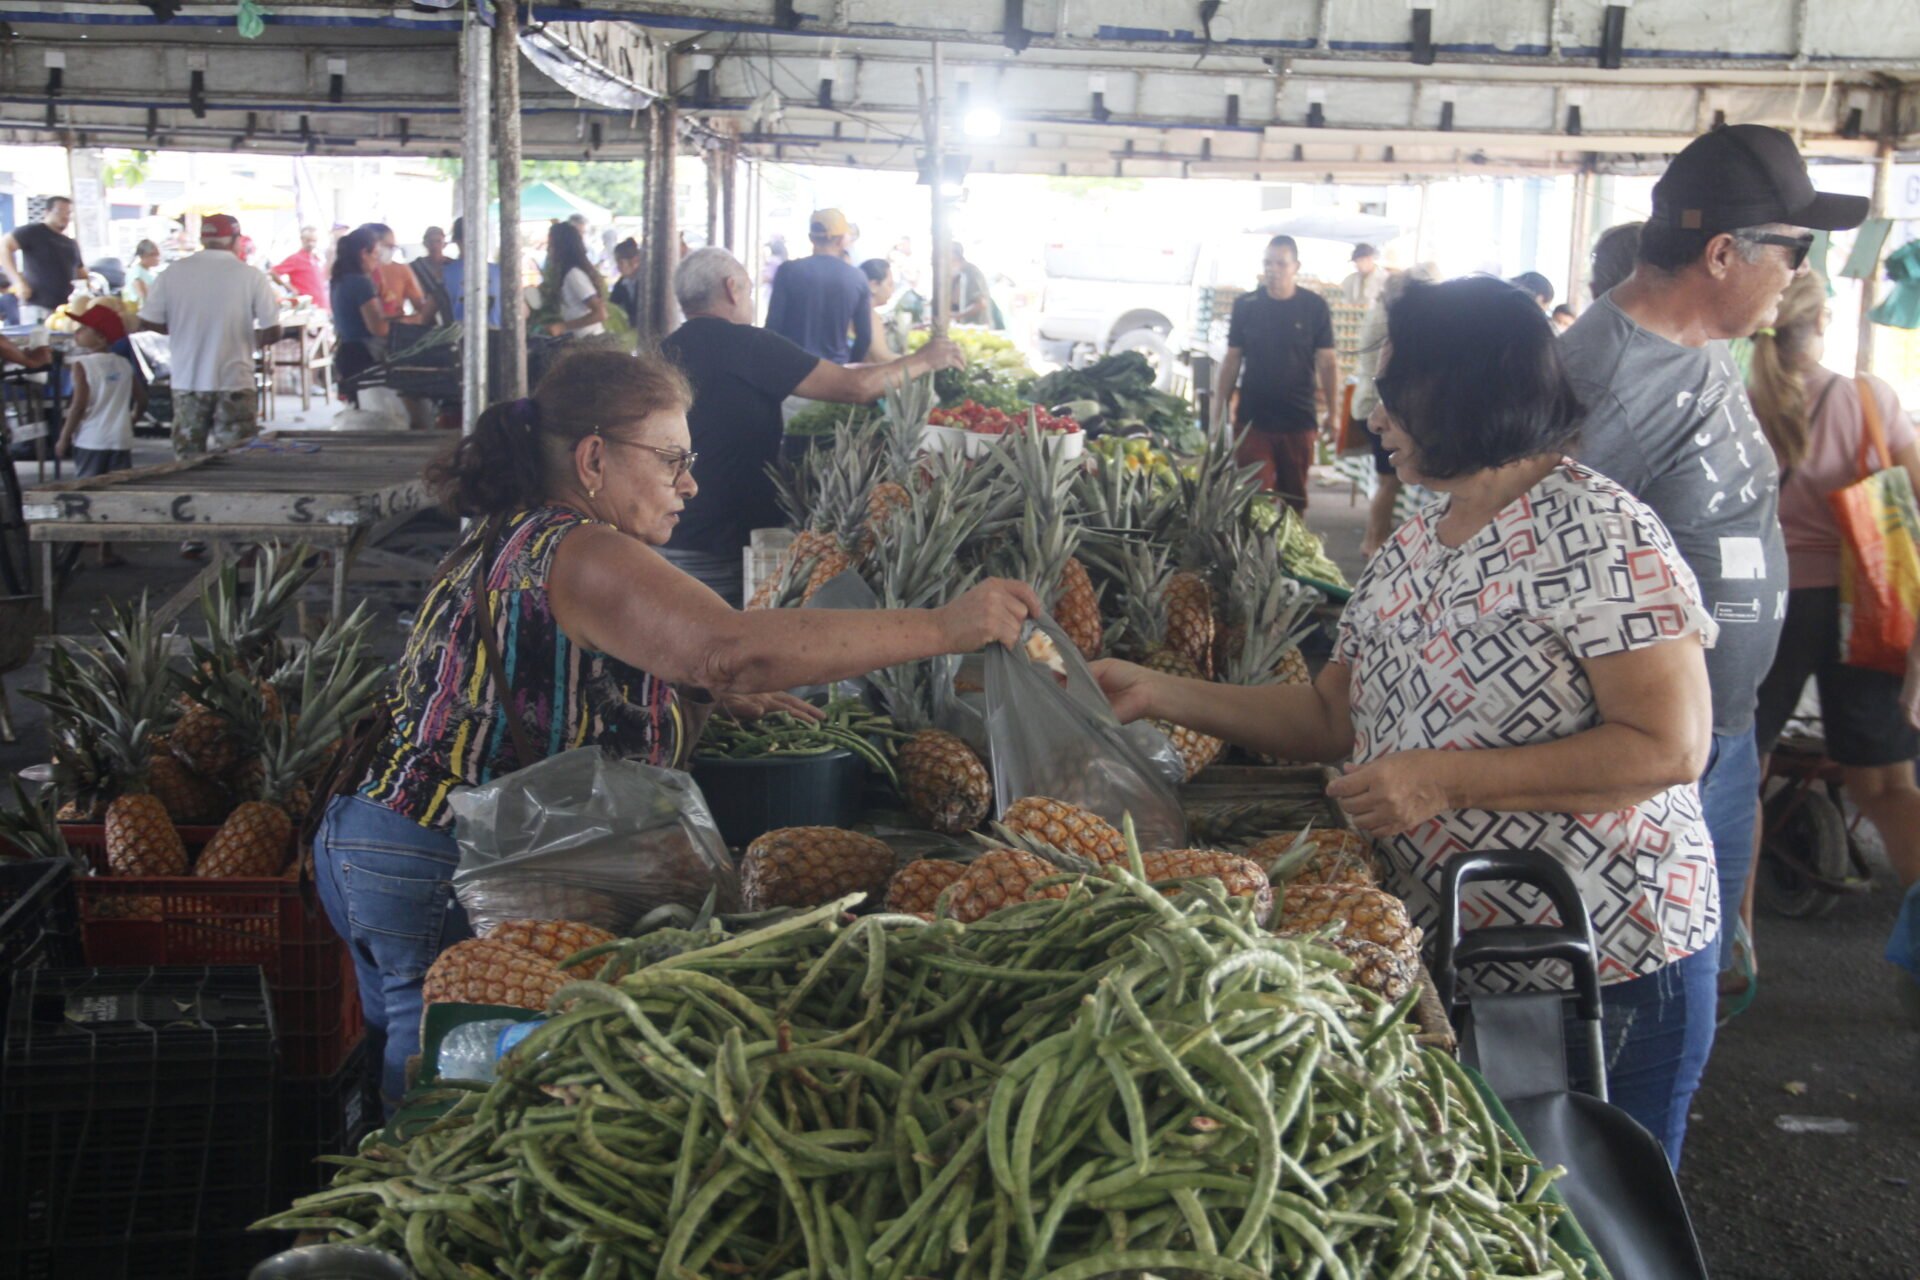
[447,747,738,936]
[983,617,1188,851]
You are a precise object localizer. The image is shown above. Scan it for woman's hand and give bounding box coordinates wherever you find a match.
[1327,750,1454,837]
[717,691,825,723]
[546,321,568,337]
[936,578,1042,652]
[1090,658,1158,724]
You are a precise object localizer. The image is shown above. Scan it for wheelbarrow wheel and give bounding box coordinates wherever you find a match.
[1758,786,1848,919]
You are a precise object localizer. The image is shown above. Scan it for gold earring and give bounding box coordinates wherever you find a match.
[587,487,598,499]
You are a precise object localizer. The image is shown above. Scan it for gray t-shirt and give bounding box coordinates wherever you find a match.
[1560,296,1784,736]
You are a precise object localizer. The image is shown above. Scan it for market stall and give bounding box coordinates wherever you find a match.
[19,429,446,626]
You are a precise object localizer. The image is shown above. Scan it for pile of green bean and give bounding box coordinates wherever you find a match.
[260,864,1600,1280]
[696,696,906,788]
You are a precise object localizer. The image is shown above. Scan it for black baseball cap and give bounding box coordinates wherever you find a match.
[1649,124,1868,234]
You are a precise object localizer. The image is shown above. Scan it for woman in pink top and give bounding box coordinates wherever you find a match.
[1750,274,1920,929]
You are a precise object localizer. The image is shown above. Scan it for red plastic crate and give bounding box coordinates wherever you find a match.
[63,825,364,1078]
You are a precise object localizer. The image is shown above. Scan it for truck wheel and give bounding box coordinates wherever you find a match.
[1108,328,1175,391]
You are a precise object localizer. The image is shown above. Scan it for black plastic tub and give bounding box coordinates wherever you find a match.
[692,750,869,848]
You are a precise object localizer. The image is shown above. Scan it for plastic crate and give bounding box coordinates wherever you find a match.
[63,827,363,1079]
[1,966,279,1280]
[0,860,83,1027]
[276,1033,377,1203]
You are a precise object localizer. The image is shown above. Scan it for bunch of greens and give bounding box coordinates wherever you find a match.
[1028,353,1202,453]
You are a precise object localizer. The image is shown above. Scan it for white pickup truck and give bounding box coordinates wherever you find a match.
[1033,240,1209,392]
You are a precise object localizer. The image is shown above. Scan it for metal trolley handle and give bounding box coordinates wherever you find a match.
[1432,848,1608,1101]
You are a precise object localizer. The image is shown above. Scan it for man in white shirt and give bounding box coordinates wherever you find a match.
[138,212,282,458]
[1340,243,1385,311]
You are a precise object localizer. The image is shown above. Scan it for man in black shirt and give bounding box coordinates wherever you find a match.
[4,196,86,322]
[660,247,963,605]
[1214,235,1337,510]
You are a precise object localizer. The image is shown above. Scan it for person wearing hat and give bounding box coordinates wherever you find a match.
[1341,243,1385,312]
[137,211,282,466]
[1559,124,1867,1063]
[764,208,873,364]
[55,305,145,566]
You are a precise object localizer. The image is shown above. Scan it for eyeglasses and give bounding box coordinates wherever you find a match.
[1733,230,1815,271]
[602,437,698,480]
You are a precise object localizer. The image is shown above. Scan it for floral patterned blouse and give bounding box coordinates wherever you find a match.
[1335,461,1722,989]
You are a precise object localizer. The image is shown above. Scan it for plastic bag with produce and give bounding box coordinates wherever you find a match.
[983,615,1187,851]
[447,747,738,936]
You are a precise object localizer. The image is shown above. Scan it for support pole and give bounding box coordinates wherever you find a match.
[494,0,527,399]
[747,158,763,312]
[1857,129,1897,377]
[721,138,738,252]
[706,148,722,249]
[1566,164,1593,312]
[928,41,951,339]
[459,14,492,433]
[644,101,679,339]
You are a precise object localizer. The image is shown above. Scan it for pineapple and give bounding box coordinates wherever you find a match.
[423,938,567,1011]
[1250,828,1377,888]
[488,918,620,965]
[1219,531,1321,690]
[1113,546,1224,782]
[999,796,1128,866]
[1139,849,1274,924]
[942,849,1077,923]
[196,607,388,879]
[755,423,896,606]
[741,827,897,911]
[866,476,997,835]
[149,753,232,826]
[174,542,317,773]
[885,859,969,915]
[865,481,913,545]
[1286,932,1417,1000]
[1277,883,1423,967]
[1163,571,1217,678]
[31,601,181,826]
[896,730,994,835]
[1054,557,1104,662]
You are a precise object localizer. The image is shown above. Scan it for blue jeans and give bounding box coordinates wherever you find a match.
[1700,728,1760,968]
[313,795,472,1111]
[1580,946,1719,1170]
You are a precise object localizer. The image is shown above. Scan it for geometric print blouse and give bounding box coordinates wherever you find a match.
[361,505,684,828]
[1335,461,1721,989]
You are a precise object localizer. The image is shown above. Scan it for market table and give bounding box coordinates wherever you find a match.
[19,429,446,627]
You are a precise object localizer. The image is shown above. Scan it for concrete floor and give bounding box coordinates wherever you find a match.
[3,457,1915,1278]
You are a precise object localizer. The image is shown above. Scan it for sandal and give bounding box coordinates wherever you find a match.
[1718,918,1758,1025]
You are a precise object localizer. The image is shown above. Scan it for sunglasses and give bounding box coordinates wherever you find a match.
[1733,230,1815,271]
[601,436,698,480]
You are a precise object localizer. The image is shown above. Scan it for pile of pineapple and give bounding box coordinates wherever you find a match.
[25,545,386,882]
[723,797,1423,1003]
[745,375,1328,846]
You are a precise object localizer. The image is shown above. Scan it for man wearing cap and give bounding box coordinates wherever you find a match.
[1559,124,1867,1046]
[765,209,873,364]
[138,212,283,462]
[1341,243,1384,311]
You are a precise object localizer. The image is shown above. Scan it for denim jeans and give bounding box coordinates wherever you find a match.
[313,795,472,1111]
[1699,728,1760,968]
[1575,945,1719,1170]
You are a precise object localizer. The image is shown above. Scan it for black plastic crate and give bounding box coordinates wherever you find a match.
[1,966,278,1278]
[275,1033,376,1203]
[0,861,82,1026]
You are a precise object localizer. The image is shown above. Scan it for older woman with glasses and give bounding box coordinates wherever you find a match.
[315,346,1040,1108]
[1096,276,1723,1167]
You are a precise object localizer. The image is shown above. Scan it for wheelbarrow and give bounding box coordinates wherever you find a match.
[1432,848,1711,1280]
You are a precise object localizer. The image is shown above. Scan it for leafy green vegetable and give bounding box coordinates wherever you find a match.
[1027,353,1200,453]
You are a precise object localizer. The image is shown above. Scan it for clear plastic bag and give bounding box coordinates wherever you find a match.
[983,616,1188,851]
[447,747,739,937]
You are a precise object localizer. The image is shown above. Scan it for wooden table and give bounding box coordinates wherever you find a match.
[21,429,447,627]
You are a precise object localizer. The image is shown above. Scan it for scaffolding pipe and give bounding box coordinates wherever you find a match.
[459,13,491,433]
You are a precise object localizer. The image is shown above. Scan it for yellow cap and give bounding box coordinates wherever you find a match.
[809,208,851,240]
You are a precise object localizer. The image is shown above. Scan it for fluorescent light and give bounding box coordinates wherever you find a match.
[963,107,1002,138]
